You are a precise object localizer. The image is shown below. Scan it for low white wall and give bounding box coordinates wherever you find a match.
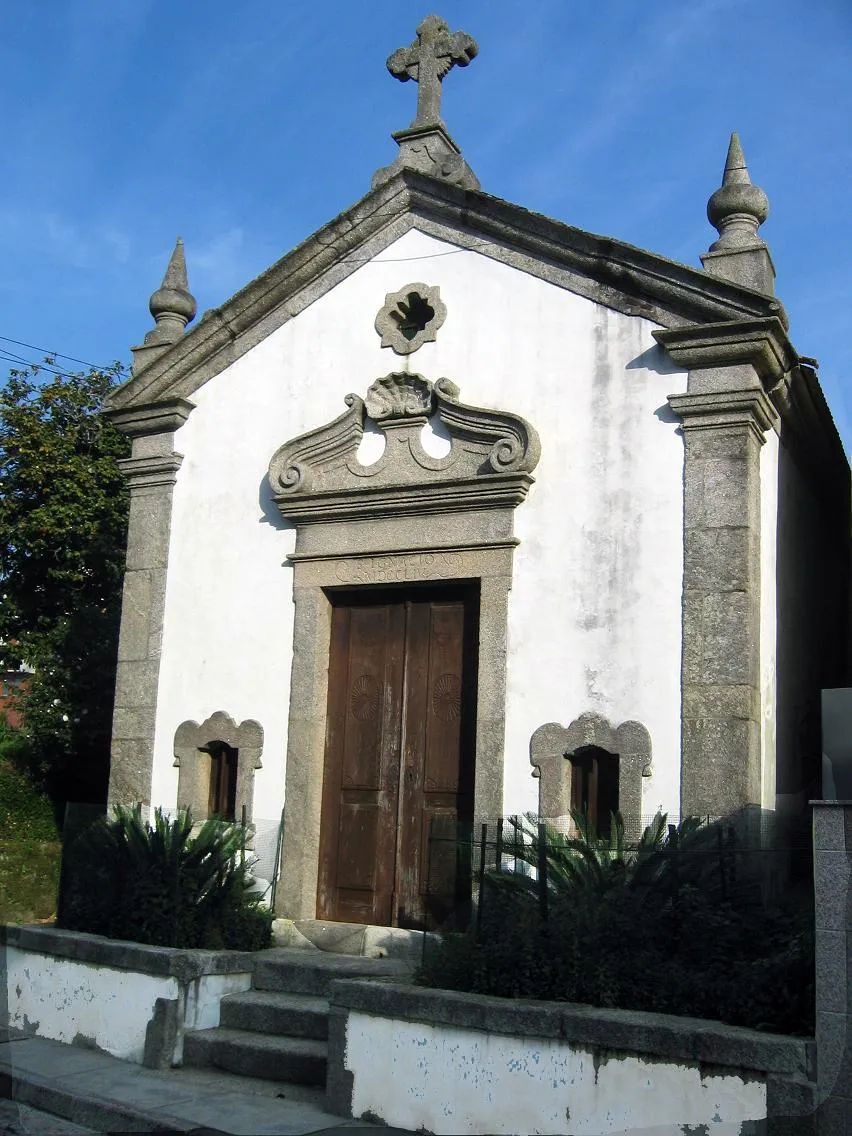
[5,946,179,1064]
[184,972,253,1031]
[344,1013,765,1135]
[3,928,254,1067]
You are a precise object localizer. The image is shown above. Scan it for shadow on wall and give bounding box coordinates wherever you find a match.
[625,343,684,376]
[258,473,295,533]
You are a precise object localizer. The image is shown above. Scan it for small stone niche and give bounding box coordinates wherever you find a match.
[173,712,263,824]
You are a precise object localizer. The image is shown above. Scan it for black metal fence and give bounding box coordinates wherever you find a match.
[421,806,814,940]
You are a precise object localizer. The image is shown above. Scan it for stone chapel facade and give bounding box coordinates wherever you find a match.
[104,16,849,924]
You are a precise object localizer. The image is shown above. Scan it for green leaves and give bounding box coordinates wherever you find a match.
[0,360,131,803]
[418,810,815,1035]
[57,804,273,951]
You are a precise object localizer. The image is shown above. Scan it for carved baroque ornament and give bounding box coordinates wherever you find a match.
[375,282,447,355]
[267,373,540,524]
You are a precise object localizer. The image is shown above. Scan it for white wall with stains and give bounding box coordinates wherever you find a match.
[5,947,252,1064]
[5,946,179,1063]
[344,1012,767,1135]
[149,227,687,822]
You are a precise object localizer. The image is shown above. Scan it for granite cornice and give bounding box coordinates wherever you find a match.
[107,169,789,413]
[105,398,196,436]
[445,188,787,330]
[652,318,793,388]
[656,318,849,494]
[107,176,418,412]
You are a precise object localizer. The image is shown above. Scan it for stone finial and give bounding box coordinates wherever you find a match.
[701,134,775,294]
[131,238,197,374]
[373,15,480,192]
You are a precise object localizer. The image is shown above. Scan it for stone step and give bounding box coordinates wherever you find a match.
[252,946,412,996]
[219,989,330,1039]
[183,1027,328,1086]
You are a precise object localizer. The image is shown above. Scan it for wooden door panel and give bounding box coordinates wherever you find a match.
[424,603,466,792]
[317,601,405,924]
[398,599,473,929]
[319,589,476,929]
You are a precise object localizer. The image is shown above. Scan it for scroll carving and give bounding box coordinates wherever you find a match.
[267,372,540,524]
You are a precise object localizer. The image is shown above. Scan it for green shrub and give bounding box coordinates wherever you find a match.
[0,757,60,842]
[417,811,814,1036]
[0,749,62,923]
[57,804,273,951]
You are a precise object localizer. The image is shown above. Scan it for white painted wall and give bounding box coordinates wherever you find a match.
[344,1012,766,1135]
[5,947,252,1064]
[184,972,253,1031]
[760,426,779,811]
[151,228,686,823]
[5,947,179,1064]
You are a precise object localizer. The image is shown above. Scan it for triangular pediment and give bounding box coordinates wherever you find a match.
[106,169,786,416]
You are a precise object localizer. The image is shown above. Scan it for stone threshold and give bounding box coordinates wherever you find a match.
[273,918,434,961]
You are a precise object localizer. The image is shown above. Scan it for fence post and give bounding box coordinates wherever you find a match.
[537,822,549,923]
[269,807,285,912]
[495,817,503,874]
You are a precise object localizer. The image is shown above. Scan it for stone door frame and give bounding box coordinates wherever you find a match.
[276,544,513,918]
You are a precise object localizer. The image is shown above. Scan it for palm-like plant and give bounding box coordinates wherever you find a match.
[58,804,270,949]
[493,810,711,900]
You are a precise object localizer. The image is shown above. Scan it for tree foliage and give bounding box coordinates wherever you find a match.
[0,360,130,805]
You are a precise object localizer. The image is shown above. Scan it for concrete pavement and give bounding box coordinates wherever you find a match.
[0,1034,411,1135]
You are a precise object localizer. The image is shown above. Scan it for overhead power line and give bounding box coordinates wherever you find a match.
[0,335,113,372]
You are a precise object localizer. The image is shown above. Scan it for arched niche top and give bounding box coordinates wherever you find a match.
[529,712,652,830]
[174,711,263,755]
[173,711,264,824]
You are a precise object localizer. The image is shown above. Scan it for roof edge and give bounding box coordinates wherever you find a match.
[108,170,788,414]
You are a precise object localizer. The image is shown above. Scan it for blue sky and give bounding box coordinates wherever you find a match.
[0,1,849,449]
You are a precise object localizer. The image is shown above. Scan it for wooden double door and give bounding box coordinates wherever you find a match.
[317,587,477,929]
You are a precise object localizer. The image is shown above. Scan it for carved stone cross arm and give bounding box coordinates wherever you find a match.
[387,15,478,128]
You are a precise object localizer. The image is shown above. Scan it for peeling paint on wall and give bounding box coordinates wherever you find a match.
[344,1013,766,1135]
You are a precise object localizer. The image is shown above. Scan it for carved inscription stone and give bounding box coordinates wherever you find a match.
[335,552,464,585]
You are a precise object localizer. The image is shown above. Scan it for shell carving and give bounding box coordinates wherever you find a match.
[364,373,435,421]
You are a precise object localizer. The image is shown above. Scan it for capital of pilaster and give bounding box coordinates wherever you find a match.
[106,398,196,438]
[667,388,777,443]
[118,452,184,491]
[653,317,793,392]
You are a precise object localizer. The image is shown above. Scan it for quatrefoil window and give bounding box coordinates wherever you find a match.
[375,282,447,355]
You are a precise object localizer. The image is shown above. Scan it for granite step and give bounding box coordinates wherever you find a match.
[219,989,330,1039]
[252,947,412,996]
[182,1027,328,1086]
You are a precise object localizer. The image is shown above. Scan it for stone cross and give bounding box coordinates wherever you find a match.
[387,15,478,129]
